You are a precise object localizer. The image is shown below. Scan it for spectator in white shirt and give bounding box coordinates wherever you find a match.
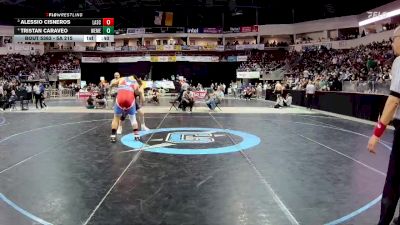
[274,95,284,108]
[284,93,293,107]
[231,81,238,98]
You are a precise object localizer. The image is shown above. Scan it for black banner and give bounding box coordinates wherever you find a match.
[265,90,387,121]
[15,18,104,26]
[14,26,106,35]
[145,27,185,33]
[229,27,241,33]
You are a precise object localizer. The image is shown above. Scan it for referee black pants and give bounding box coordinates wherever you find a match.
[34,94,43,109]
[378,120,400,225]
[306,94,314,109]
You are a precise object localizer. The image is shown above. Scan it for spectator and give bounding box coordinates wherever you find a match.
[0,93,7,111]
[8,90,17,110]
[256,83,263,98]
[181,88,194,112]
[231,81,238,98]
[40,90,48,109]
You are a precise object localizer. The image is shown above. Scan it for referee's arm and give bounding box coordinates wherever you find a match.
[368,60,400,153]
[381,61,400,125]
[380,94,400,125]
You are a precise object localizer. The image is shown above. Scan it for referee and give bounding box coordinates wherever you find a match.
[305,80,316,110]
[368,26,400,225]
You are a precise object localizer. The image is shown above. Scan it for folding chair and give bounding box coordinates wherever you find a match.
[21,100,29,110]
[9,100,17,111]
[169,94,179,111]
[169,100,179,111]
[215,102,222,111]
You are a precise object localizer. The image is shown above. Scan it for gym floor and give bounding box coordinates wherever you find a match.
[0,99,394,225]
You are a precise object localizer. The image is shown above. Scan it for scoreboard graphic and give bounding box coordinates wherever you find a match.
[14,13,114,42]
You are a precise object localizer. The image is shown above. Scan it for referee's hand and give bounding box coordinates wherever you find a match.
[367,135,379,154]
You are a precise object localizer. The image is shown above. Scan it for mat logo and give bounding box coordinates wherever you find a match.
[121,127,261,155]
[166,132,215,144]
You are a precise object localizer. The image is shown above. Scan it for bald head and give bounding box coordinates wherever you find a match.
[393,26,400,56]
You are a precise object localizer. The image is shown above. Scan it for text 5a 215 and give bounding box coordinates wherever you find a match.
[55,36,73,41]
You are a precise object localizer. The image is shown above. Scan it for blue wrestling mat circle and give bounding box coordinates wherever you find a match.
[121,127,261,155]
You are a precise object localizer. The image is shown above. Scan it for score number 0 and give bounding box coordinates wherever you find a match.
[102,18,114,26]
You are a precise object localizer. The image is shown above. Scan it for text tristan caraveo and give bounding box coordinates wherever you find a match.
[19,28,69,34]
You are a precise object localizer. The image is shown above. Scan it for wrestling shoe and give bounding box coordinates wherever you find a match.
[141,125,150,131]
[117,125,123,134]
[110,134,117,143]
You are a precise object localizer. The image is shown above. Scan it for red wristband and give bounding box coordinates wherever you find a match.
[373,121,387,138]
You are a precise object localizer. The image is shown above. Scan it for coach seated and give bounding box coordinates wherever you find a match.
[284,93,292,107]
[148,89,160,104]
[6,90,18,110]
[206,88,224,111]
[95,93,107,109]
[86,95,95,109]
[274,94,292,108]
[181,88,194,112]
[243,87,253,100]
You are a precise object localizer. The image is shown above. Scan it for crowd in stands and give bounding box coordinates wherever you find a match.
[264,41,289,47]
[226,41,252,46]
[286,40,393,92]
[237,51,287,72]
[225,40,288,47]
[296,23,399,44]
[0,34,397,112]
[0,54,47,81]
[0,52,80,110]
[0,53,80,82]
[236,40,394,94]
[48,53,80,73]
